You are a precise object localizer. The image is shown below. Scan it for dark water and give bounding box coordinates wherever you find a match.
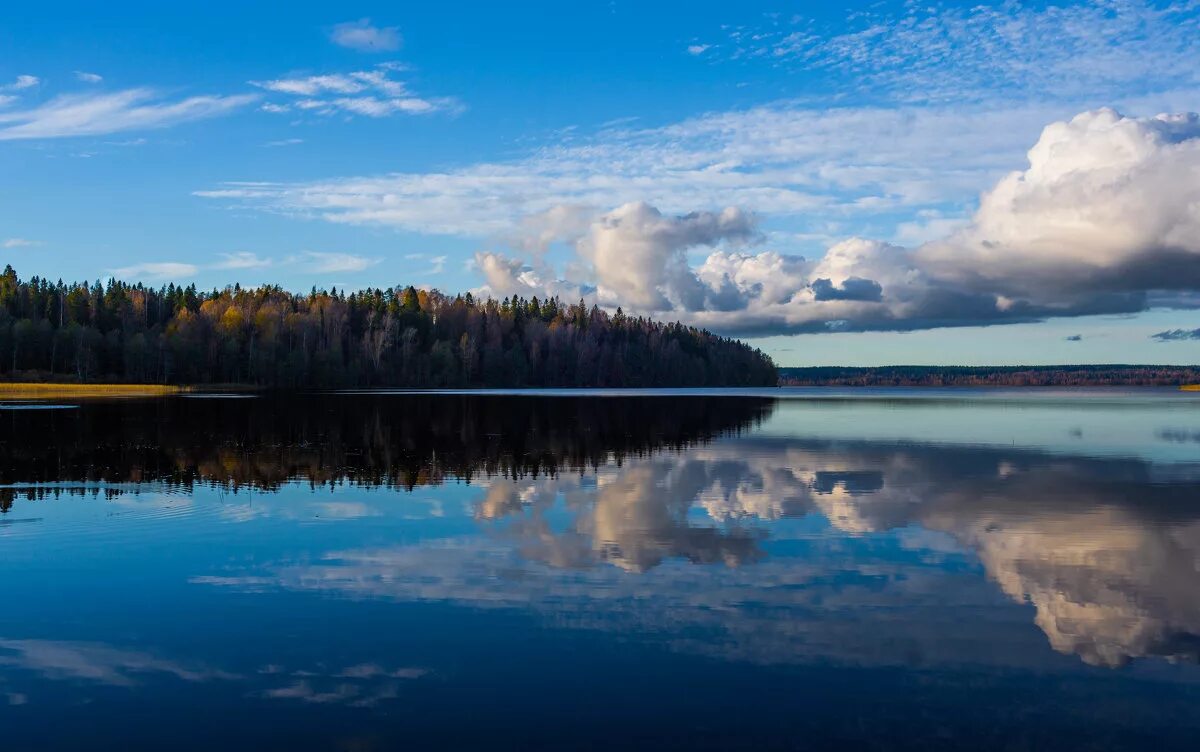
[2,389,1199,750]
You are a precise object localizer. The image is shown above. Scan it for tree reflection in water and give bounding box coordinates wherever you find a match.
[4,393,1200,671]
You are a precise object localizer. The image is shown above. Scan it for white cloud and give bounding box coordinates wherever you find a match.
[686,44,711,56]
[109,262,199,280]
[251,66,454,119]
[213,251,272,269]
[714,1,1200,105]
[200,99,1070,240]
[0,95,15,108]
[467,109,1200,335]
[509,204,595,254]
[264,137,303,147]
[0,89,255,140]
[198,101,1200,333]
[74,71,103,84]
[328,95,439,116]
[1,75,39,91]
[330,19,402,53]
[579,202,757,311]
[252,74,370,96]
[302,252,379,274]
[919,109,1200,305]
[3,238,39,248]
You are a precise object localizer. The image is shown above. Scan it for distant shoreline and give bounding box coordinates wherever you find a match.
[2,379,1198,398]
[778,365,1200,388]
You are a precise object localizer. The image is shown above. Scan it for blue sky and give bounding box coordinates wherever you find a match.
[2,0,1200,365]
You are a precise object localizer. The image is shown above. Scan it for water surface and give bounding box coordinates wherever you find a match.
[2,389,1199,750]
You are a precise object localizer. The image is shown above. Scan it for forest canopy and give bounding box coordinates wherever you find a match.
[0,266,777,388]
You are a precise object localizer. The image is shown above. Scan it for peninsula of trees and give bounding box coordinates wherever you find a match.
[0,266,777,388]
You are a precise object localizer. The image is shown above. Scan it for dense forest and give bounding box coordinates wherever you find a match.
[0,266,776,387]
[779,365,1200,387]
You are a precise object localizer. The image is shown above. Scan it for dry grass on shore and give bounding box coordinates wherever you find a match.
[0,383,188,399]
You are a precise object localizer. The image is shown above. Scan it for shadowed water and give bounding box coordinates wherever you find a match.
[1,389,1199,750]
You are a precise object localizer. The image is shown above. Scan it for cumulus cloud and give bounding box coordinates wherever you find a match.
[330,19,402,52]
[0,89,255,140]
[1151,328,1200,342]
[466,109,1200,335]
[477,203,759,312]
[919,109,1200,305]
[811,277,883,302]
[200,101,1200,335]
[510,204,595,254]
[579,202,757,311]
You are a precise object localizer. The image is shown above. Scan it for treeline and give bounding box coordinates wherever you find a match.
[0,266,776,388]
[779,365,1200,387]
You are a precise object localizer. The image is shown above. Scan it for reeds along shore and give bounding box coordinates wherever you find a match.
[0,383,187,399]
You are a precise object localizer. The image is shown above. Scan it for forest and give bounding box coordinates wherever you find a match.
[0,266,777,388]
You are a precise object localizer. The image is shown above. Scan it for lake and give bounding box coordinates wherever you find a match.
[2,389,1199,750]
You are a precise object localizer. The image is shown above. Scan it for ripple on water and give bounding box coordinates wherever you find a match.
[0,403,78,410]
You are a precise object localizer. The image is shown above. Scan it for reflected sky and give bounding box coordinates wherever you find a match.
[2,391,1200,750]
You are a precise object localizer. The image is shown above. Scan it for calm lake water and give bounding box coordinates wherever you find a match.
[2,389,1199,750]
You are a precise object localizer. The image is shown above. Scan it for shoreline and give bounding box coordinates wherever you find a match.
[1,382,1197,400]
[0,383,190,399]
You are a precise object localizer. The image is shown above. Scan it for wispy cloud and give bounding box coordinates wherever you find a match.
[213,252,272,270]
[74,71,103,84]
[301,252,379,274]
[0,89,256,141]
[429,255,447,274]
[1151,328,1200,342]
[264,137,303,147]
[198,99,1067,240]
[706,1,1200,104]
[251,65,454,119]
[109,262,199,280]
[253,74,374,96]
[330,18,402,52]
[1,75,39,91]
[686,44,711,56]
[3,238,39,248]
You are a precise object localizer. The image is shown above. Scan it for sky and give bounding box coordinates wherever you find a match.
[2,0,1200,366]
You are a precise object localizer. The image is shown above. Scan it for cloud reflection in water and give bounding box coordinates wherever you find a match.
[195,436,1200,670]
